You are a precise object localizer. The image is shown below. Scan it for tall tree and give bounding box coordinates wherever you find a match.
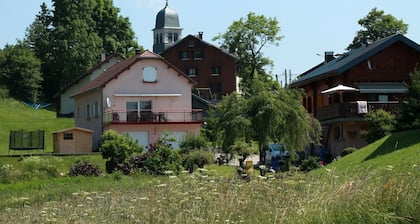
[0,42,43,102]
[213,12,283,93]
[397,68,420,130]
[347,8,408,50]
[25,0,139,100]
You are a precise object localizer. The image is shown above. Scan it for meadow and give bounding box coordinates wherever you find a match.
[0,99,419,223]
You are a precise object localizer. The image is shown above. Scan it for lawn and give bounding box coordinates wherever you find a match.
[0,129,419,223]
[0,98,74,155]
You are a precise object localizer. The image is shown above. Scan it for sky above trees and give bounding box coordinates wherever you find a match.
[1,0,420,85]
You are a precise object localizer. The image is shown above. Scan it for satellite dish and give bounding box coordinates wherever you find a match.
[106,97,111,108]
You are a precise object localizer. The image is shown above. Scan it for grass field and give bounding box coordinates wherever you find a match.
[0,98,419,223]
[0,129,419,223]
[0,98,74,155]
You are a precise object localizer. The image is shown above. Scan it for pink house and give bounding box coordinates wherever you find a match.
[72,50,202,150]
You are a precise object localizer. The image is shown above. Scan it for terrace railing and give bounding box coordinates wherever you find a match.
[103,109,203,124]
[315,101,400,121]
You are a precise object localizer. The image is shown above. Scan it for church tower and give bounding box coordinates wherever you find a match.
[153,0,182,54]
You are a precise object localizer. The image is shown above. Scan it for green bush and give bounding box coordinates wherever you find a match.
[21,156,61,179]
[182,149,214,173]
[179,134,208,154]
[361,109,396,143]
[341,147,357,157]
[142,134,182,175]
[0,86,9,99]
[0,164,14,183]
[300,156,320,172]
[99,130,143,174]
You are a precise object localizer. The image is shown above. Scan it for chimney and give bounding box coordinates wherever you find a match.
[324,51,335,63]
[198,32,203,40]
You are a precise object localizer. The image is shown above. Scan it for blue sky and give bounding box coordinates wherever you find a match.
[1,0,419,84]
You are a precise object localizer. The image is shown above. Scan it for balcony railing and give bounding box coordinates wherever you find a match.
[103,110,203,124]
[315,101,400,121]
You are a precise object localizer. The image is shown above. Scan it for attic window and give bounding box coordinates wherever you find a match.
[143,67,157,83]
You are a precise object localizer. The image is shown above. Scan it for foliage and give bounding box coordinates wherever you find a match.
[179,133,208,154]
[99,130,143,173]
[0,42,43,102]
[0,129,419,223]
[228,141,257,167]
[299,156,320,172]
[21,156,62,179]
[361,109,396,143]
[200,107,220,148]
[396,68,420,130]
[25,1,139,100]
[182,149,214,173]
[341,147,357,157]
[214,12,283,93]
[69,160,102,177]
[347,7,408,50]
[0,85,9,99]
[142,133,182,175]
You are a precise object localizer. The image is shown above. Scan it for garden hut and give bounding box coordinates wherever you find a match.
[52,127,93,154]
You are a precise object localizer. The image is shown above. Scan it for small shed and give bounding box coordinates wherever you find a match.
[52,127,93,154]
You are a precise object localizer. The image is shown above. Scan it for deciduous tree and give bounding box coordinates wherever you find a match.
[347,8,408,50]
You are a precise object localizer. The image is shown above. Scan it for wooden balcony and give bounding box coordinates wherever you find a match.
[315,101,400,121]
[103,110,203,124]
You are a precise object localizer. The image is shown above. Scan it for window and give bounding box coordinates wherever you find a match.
[63,132,73,140]
[143,66,157,83]
[211,66,221,76]
[186,67,198,76]
[173,33,178,42]
[194,51,203,59]
[188,41,194,48]
[210,82,222,99]
[180,51,189,60]
[126,101,152,122]
[378,95,388,102]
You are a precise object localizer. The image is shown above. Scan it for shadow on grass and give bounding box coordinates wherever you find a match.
[363,129,420,161]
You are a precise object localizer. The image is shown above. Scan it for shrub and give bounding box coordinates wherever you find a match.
[341,147,357,157]
[21,156,61,179]
[182,149,214,173]
[0,85,9,99]
[361,109,396,143]
[69,161,102,177]
[142,134,182,175]
[0,164,14,183]
[99,130,143,174]
[300,156,320,172]
[179,134,208,154]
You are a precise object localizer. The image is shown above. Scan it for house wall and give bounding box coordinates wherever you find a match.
[59,57,121,116]
[109,123,200,149]
[74,90,103,150]
[327,122,366,158]
[162,35,237,98]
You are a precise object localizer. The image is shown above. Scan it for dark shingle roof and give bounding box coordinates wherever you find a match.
[292,34,420,87]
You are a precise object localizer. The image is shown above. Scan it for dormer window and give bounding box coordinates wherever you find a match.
[143,66,157,83]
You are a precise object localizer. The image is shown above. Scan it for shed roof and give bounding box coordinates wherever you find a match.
[53,127,93,134]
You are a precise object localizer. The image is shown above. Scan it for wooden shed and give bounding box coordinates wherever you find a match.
[52,127,93,154]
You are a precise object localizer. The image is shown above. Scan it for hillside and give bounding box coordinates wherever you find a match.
[318,128,420,175]
[0,98,74,154]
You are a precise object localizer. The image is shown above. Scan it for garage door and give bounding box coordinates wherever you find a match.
[161,131,187,149]
[126,131,149,149]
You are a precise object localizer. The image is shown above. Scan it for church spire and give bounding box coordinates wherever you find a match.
[166,0,168,7]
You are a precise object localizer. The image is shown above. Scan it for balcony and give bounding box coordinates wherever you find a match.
[104,110,203,124]
[315,101,400,121]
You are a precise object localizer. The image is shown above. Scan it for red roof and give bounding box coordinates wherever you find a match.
[72,50,195,97]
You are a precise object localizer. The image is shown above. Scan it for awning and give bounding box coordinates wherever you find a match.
[355,82,408,94]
